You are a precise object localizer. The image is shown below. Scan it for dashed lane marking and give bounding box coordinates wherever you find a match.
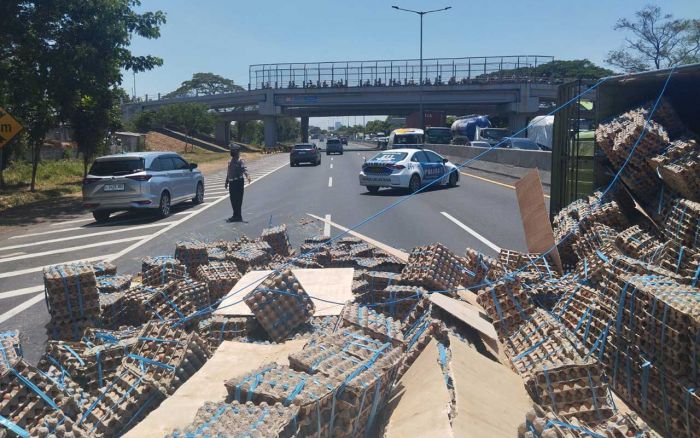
[0,235,147,264]
[1,223,168,250]
[0,285,44,300]
[324,214,331,237]
[440,211,501,253]
[0,254,118,279]
[328,177,333,188]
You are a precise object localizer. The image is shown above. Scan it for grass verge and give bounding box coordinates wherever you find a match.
[0,159,85,211]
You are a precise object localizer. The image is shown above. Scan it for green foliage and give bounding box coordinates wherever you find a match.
[365,120,390,135]
[239,121,264,145]
[477,59,614,80]
[606,5,700,72]
[130,104,216,137]
[277,117,300,142]
[165,72,244,98]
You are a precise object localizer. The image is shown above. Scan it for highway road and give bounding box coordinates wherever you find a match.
[0,142,531,363]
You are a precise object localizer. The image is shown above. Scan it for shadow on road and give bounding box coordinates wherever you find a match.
[360,184,456,197]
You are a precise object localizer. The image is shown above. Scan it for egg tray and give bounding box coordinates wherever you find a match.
[261,224,293,256]
[76,365,166,438]
[615,225,664,262]
[663,198,700,248]
[658,156,700,202]
[400,243,468,294]
[205,246,228,262]
[360,271,403,292]
[141,256,187,286]
[655,243,700,282]
[227,245,273,274]
[462,248,502,286]
[211,235,254,253]
[91,261,117,277]
[82,327,140,347]
[144,280,202,326]
[225,363,336,438]
[194,261,241,305]
[197,315,263,352]
[30,410,90,438]
[243,269,316,342]
[353,256,405,273]
[166,400,299,438]
[339,303,405,347]
[96,275,132,294]
[174,240,210,276]
[0,358,81,437]
[355,285,427,320]
[43,263,101,321]
[525,360,616,426]
[98,291,127,329]
[123,322,211,395]
[571,223,620,265]
[601,344,699,438]
[476,278,535,338]
[0,330,23,374]
[47,318,100,343]
[334,236,364,247]
[498,249,559,279]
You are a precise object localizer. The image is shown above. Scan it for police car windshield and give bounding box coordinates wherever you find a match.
[395,134,423,145]
[370,152,408,162]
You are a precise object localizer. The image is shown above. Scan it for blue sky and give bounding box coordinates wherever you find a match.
[127,0,698,127]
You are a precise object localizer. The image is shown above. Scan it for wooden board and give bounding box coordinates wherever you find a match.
[449,334,531,437]
[514,169,563,274]
[430,293,500,357]
[384,339,454,438]
[124,340,306,437]
[214,268,354,316]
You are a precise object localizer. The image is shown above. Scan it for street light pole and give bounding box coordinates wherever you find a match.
[392,5,451,130]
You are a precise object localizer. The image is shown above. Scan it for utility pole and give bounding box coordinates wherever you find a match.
[392,5,451,130]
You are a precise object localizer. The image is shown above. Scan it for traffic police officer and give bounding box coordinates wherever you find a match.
[224,145,251,222]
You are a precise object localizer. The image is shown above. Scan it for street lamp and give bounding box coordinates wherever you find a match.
[392,5,451,130]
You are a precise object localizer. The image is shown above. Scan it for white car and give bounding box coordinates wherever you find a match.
[359,148,460,193]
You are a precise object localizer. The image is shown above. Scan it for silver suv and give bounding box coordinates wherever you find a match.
[82,152,204,222]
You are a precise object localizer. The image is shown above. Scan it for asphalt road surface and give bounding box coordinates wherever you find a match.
[0,142,530,363]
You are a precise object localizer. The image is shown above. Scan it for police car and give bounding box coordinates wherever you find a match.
[359,148,460,193]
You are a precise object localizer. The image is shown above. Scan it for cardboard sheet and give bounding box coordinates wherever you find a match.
[384,339,453,438]
[514,169,563,274]
[214,268,354,316]
[449,334,531,437]
[124,340,306,437]
[430,294,500,357]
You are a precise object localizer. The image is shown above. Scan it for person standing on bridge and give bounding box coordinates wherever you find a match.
[224,145,251,222]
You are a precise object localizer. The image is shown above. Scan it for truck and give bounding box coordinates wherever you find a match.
[406,111,446,129]
[450,115,510,146]
[527,115,554,150]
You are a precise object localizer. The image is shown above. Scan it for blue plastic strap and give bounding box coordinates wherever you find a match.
[640,360,651,411]
[96,350,104,388]
[63,345,85,366]
[684,387,695,437]
[544,419,605,438]
[127,353,176,371]
[0,413,29,438]
[285,377,307,405]
[586,369,603,423]
[11,368,59,410]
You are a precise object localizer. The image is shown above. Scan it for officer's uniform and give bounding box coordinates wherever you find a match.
[226,149,247,221]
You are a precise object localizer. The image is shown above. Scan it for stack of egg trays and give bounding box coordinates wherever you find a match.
[174,278,211,312]
[174,240,210,276]
[498,249,559,280]
[166,400,299,438]
[118,284,161,326]
[525,360,616,427]
[361,271,402,292]
[197,315,262,352]
[32,410,90,438]
[82,327,140,346]
[141,256,187,286]
[0,330,23,373]
[243,269,316,342]
[227,245,272,273]
[122,321,211,395]
[261,224,293,256]
[354,256,405,273]
[75,365,166,437]
[225,363,336,438]
[299,234,331,255]
[339,303,405,348]
[400,243,466,294]
[194,261,241,305]
[288,331,404,437]
[91,261,117,277]
[95,275,132,294]
[43,263,101,341]
[504,310,585,380]
[137,280,201,327]
[0,358,81,437]
[205,245,228,262]
[476,277,535,339]
[356,284,426,320]
[98,291,127,329]
[615,225,663,262]
[462,248,502,286]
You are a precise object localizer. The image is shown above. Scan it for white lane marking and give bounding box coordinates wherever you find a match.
[328,177,333,188]
[0,254,117,279]
[0,285,44,300]
[174,211,195,216]
[330,164,333,169]
[0,235,147,264]
[106,161,289,262]
[206,190,229,195]
[51,217,93,226]
[331,157,334,161]
[0,223,168,250]
[0,252,25,258]
[0,293,45,324]
[323,214,331,237]
[440,212,501,253]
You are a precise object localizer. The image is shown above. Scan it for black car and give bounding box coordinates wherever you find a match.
[290,143,321,166]
[326,138,343,155]
[340,136,348,145]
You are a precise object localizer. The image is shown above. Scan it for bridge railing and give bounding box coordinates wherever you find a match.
[248,55,554,90]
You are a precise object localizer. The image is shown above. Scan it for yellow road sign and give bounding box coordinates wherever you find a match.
[0,107,23,149]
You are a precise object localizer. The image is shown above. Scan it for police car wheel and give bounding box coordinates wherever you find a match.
[448,170,458,187]
[409,174,421,193]
[367,186,379,194]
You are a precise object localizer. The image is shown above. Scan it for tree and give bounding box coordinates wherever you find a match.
[158,104,217,152]
[606,5,700,72]
[51,0,166,175]
[165,73,244,98]
[477,59,614,80]
[277,117,300,143]
[365,120,390,135]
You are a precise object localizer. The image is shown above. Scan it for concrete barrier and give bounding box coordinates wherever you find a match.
[425,144,551,171]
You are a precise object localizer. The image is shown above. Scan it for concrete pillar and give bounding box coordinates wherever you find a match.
[215,120,231,146]
[264,116,278,148]
[235,121,246,141]
[301,116,309,143]
[507,114,528,137]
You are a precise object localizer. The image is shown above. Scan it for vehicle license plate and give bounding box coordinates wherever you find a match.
[104,184,125,192]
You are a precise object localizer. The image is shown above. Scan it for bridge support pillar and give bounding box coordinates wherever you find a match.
[235,121,245,141]
[215,121,231,146]
[264,116,278,149]
[508,114,528,137]
[301,116,309,143]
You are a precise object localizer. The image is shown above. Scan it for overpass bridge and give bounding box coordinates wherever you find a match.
[122,55,561,147]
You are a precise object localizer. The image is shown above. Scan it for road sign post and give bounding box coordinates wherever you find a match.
[0,107,23,149]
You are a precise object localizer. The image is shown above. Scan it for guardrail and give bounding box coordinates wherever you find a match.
[425,144,552,171]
